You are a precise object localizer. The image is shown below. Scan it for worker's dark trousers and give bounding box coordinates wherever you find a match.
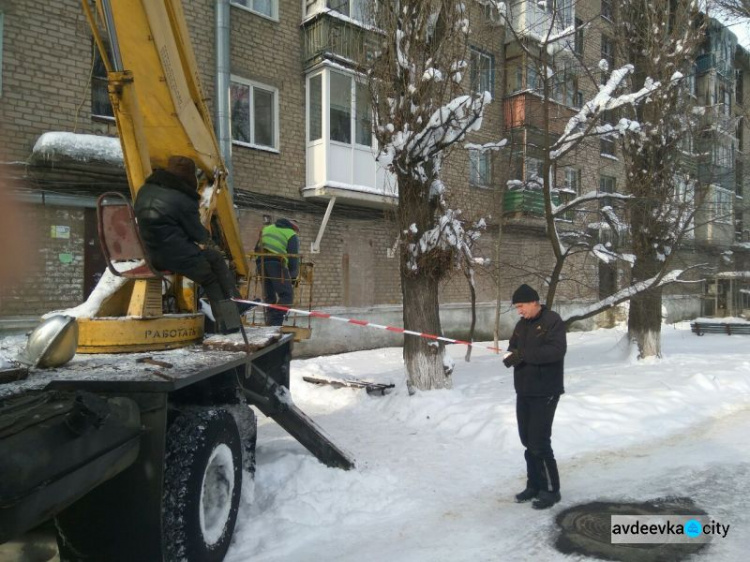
[261,258,293,326]
[175,248,238,304]
[516,395,560,493]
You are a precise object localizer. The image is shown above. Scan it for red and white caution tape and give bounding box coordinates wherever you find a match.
[233,298,504,353]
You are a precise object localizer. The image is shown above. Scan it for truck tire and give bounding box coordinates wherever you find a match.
[163,409,242,562]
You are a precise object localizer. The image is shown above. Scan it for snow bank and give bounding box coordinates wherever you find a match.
[227,324,750,561]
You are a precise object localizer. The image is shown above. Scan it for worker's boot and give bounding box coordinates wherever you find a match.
[514,486,539,503]
[532,490,561,510]
[212,299,242,334]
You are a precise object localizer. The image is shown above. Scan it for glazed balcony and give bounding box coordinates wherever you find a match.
[504,92,574,135]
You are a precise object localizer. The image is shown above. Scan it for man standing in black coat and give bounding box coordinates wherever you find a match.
[134,155,240,333]
[503,284,566,509]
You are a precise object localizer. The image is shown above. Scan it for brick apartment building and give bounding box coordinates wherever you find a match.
[1,0,748,341]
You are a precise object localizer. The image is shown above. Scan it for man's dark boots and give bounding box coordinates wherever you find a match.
[515,487,539,503]
[212,299,242,334]
[532,458,560,509]
[532,490,561,510]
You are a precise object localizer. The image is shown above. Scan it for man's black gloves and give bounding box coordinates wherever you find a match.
[503,351,523,368]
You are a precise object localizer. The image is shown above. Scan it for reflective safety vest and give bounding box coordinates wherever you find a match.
[261,224,296,265]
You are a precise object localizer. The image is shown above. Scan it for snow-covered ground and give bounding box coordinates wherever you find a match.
[228,322,750,561]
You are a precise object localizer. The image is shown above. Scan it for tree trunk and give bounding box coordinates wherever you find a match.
[401,272,451,392]
[627,259,663,358]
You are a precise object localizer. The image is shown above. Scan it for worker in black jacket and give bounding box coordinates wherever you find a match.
[503,284,566,510]
[134,155,241,333]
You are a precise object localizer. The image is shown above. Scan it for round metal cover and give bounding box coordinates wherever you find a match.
[555,498,709,561]
[21,315,79,368]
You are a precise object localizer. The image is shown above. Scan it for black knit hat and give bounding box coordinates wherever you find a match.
[512,284,540,304]
[166,155,198,191]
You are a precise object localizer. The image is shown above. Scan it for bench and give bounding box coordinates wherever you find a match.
[691,322,750,336]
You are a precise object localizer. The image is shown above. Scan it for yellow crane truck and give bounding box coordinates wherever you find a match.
[0,1,353,560]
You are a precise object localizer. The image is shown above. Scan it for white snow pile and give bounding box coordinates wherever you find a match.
[44,268,128,319]
[32,132,124,167]
[228,324,750,561]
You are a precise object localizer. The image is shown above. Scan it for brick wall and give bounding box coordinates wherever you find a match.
[0,204,85,316]
[237,208,402,307]
[0,0,110,162]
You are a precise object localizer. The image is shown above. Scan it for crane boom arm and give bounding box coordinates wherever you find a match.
[84,0,248,278]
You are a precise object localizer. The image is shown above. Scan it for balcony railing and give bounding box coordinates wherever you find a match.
[695,53,734,78]
[503,189,560,217]
[302,12,380,69]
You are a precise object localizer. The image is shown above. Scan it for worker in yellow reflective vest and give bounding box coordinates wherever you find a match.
[258,218,300,325]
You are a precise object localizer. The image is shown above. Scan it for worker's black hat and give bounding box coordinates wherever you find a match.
[166,156,198,191]
[512,284,540,304]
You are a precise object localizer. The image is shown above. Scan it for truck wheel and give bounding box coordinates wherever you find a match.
[163,409,242,562]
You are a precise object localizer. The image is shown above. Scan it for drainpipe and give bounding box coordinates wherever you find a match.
[216,0,234,195]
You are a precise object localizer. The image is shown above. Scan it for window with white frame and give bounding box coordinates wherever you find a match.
[318,70,372,146]
[528,64,541,93]
[675,177,695,238]
[601,0,614,21]
[470,48,494,95]
[574,17,584,56]
[526,157,543,187]
[713,186,733,223]
[720,85,731,117]
[327,0,370,23]
[330,72,352,143]
[231,0,277,20]
[553,64,576,107]
[355,80,372,146]
[231,78,278,150]
[535,0,574,27]
[564,167,580,193]
[599,175,616,209]
[600,110,616,156]
[559,167,580,220]
[601,35,615,84]
[309,74,323,142]
[469,149,492,187]
[736,69,744,104]
[715,141,733,168]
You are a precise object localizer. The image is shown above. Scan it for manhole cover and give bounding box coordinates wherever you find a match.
[555,497,710,561]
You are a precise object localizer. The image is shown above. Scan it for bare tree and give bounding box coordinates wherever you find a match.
[497,1,659,309]
[494,0,713,346]
[714,0,750,19]
[367,0,490,391]
[614,0,706,357]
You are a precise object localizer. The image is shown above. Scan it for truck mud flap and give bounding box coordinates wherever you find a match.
[0,391,141,543]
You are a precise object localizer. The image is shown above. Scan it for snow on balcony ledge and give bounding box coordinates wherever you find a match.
[31,132,124,169]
